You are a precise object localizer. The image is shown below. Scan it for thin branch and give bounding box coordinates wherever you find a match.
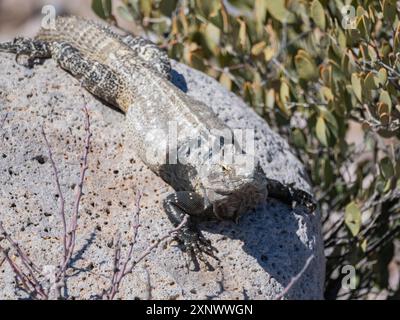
[103,206,188,300]
[41,126,67,266]
[58,105,92,279]
[125,215,189,276]
[0,106,92,300]
[0,228,47,299]
[0,245,46,299]
[104,191,142,300]
[274,254,315,300]
[0,222,44,294]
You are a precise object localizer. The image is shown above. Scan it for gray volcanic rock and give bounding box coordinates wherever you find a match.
[0,52,325,299]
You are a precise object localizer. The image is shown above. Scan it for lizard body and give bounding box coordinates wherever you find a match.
[0,16,316,265]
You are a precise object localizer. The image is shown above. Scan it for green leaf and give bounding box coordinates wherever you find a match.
[219,72,232,90]
[91,0,112,19]
[320,87,334,102]
[377,68,388,86]
[104,0,112,16]
[265,89,275,109]
[254,0,267,34]
[295,50,318,80]
[345,202,362,237]
[237,18,248,49]
[360,239,367,252]
[251,41,267,56]
[382,0,397,25]
[140,0,152,17]
[379,90,392,112]
[319,107,338,134]
[265,0,295,23]
[310,0,326,30]
[280,81,290,105]
[351,73,363,102]
[316,116,328,146]
[380,157,394,180]
[159,0,178,16]
[292,128,306,148]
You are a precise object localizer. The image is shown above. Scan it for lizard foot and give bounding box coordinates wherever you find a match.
[176,224,219,270]
[164,191,219,270]
[0,37,51,68]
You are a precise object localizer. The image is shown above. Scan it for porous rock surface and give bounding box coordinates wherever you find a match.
[0,52,325,299]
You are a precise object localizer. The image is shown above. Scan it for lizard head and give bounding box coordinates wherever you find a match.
[199,149,268,222]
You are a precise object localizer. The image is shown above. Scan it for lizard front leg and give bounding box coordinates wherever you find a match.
[0,37,51,67]
[163,191,218,268]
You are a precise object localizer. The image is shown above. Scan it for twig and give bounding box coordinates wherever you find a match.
[104,191,142,300]
[126,215,189,275]
[103,201,188,300]
[41,125,67,267]
[58,106,92,281]
[0,222,46,298]
[274,254,315,300]
[0,106,92,300]
[0,244,46,299]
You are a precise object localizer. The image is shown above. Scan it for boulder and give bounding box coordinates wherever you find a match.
[0,52,325,299]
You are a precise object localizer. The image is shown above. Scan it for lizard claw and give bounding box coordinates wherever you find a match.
[176,225,219,270]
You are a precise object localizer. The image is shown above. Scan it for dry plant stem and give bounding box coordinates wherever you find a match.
[0,228,47,299]
[274,254,315,300]
[0,223,45,294]
[1,247,42,298]
[41,126,67,266]
[105,204,188,300]
[108,191,143,299]
[58,105,92,280]
[126,215,189,275]
[0,107,91,299]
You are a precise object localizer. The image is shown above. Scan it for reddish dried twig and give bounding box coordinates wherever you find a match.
[0,243,47,299]
[41,125,67,266]
[127,215,188,273]
[0,223,47,299]
[1,105,188,300]
[57,105,92,283]
[0,106,91,299]
[105,191,143,300]
[274,254,315,300]
[103,192,188,300]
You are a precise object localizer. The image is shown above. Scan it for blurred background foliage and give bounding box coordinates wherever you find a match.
[92,0,400,299]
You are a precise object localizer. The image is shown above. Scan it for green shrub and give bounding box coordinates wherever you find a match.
[92,0,400,299]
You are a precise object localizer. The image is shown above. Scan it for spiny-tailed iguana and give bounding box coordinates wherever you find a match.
[0,16,316,266]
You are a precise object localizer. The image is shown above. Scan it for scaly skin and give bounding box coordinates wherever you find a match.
[0,16,316,267]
